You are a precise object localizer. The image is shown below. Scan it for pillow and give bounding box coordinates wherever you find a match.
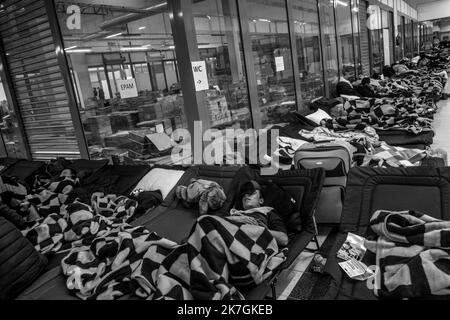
[132,168,185,200]
[305,108,332,125]
[260,182,296,227]
[0,216,47,299]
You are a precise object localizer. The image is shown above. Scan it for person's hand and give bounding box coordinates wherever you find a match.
[227,215,259,225]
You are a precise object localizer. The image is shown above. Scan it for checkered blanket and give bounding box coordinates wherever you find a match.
[22,193,137,254]
[324,96,436,134]
[362,142,427,167]
[60,215,287,300]
[366,210,450,299]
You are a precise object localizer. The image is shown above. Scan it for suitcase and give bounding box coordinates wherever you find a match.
[294,141,354,224]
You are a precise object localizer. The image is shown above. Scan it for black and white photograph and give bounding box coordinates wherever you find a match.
[0,0,450,312]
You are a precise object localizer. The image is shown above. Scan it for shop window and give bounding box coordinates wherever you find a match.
[0,80,26,158]
[56,1,187,163]
[366,5,384,74]
[243,0,296,127]
[335,0,356,81]
[351,0,362,77]
[292,0,325,104]
[192,0,252,130]
[318,0,339,96]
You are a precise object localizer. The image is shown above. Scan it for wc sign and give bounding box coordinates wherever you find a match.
[117,79,138,99]
[192,61,209,91]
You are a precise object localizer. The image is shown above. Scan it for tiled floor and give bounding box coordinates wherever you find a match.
[273,225,333,300]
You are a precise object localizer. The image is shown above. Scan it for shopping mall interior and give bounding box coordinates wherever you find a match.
[1,0,450,302]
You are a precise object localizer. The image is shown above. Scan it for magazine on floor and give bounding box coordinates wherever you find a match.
[337,232,367,261]
[338,259,374,281]
[337,233,374,281]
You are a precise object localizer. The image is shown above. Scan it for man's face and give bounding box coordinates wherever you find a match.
[242,190,262,210]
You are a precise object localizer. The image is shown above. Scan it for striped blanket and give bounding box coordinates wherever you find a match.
[366,210,450,299]
[61,215,287,300]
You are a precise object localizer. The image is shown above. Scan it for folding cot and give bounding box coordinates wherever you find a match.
[320,166,450,300]
[132,165,325,299]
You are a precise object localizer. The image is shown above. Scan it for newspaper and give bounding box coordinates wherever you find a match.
[337,233,374,281]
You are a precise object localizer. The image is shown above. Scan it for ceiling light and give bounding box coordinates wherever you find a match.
[258,18,271,23]
[144,2,167,10]
[138,26,146,30]
[65,49,92,53]
[336,0,348,6]
[64,45,78,51]
[120,46,150,51]
[105,32,122,39]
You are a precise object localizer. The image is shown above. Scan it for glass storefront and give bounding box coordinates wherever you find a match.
[318,0,339,95]
[0,0,420,161]
[367,4,383,74]
[351,0,362,77]
[56,1,187,161]
[0,80,26,158]
[405,17,413,58]
[192,0,252,130]
[395,15,405,61]
[292,0,325,103]
[335,0,356,81]
[245,0,296,127]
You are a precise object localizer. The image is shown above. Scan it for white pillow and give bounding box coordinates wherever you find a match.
[132,168,185,200]
[306,108,332,125]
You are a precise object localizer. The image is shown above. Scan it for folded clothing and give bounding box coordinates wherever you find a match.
[175,178,227,215]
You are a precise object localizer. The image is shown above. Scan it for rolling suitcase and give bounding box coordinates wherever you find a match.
[294,140,354,223]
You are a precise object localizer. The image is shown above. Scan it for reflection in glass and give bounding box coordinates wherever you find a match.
[193,0,252,130]
[292,0,325,104]
[245,0,296,126]
[318,0,339,95]
[57,1,187,162]
[351,0,362,77]
[335,0,356,81]
[0,80,27,158]
[367,5,384,74]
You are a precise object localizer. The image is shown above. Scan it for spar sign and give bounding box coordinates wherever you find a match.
[192,61,209,91]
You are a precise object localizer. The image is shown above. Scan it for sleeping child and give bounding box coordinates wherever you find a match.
[228,180,289,247]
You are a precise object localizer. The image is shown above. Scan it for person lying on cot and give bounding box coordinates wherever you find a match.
[227,180,289,247]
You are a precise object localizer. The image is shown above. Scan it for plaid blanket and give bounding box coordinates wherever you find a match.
[61,215,287,300]
[362,142,427,167]
[324,96,436,134]
[366,210,450,299]
[22,193,137,254]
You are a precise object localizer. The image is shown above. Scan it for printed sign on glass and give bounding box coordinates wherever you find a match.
[192,61,209,91]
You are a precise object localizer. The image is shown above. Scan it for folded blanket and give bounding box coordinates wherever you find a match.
[362,142,427,167]
[60,215,287,300]
[366,210,450,299]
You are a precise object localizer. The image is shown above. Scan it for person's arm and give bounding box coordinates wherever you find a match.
[267,210,289,247]
[269,229,288,246]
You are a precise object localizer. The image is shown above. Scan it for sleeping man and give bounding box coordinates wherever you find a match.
[227,180,289,247]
